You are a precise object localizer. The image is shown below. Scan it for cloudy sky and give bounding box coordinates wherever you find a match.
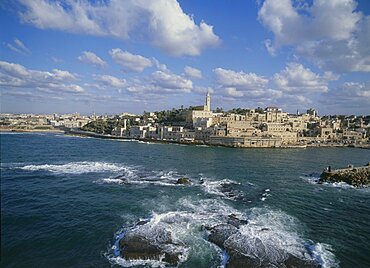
[1,0,369,115]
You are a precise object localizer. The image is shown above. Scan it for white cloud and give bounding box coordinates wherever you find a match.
[258,0,370,72]
[184,66,202,79]
[319,81,370,112]
[19,0,220,56]
[0,60,84,93]
[152,58,168,71]
[225,87,244,97]
[193,86,214,94]
[93,74,126,88]
[213,67,283,101]
[78,51,107,68]
[273,62,338,93]
[6,38,30,54]
[214,68,269,90]
[151,70,193,92]
[338,81,370,99]
[109,49,152,72]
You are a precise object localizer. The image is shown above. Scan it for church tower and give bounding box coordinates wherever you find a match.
[205,92,211,111]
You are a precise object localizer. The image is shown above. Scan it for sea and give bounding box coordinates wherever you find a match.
[1,132,369,268]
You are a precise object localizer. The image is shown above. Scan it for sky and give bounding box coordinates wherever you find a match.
[0,0,369,116]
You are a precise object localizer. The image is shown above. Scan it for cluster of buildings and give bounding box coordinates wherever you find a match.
[111,93,370,147]
[1,93,369,148]
[0,113,91,131]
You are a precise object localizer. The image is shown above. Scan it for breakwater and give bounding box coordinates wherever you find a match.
[320,164,370,187]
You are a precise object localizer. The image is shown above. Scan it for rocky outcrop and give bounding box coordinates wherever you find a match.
[118,214,322,267]
[206,215,320,268]
[320,164,370,187]
[175,177,191,185]
[118,221,186,266]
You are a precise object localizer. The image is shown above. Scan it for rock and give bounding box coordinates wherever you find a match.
[226,251,260,268]
[206,222,321,268]
[175,177,191,185]
[227,214,248,227]
[119,228,183,265]
[283,254,320,268]
[112,175,129,183]
[208,224,239,248]
[320,165,370,187]
[119,234,163,261]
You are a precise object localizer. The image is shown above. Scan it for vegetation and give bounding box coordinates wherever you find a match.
[82,117,128,134]
[154,108,191,126]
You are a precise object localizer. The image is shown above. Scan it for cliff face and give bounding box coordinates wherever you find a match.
[320,165,370,187]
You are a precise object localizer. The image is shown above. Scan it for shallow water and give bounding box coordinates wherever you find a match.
[1,132,369,267]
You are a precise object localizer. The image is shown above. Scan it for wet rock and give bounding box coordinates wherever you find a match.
[208,224,239,247]
[206,222,321,268]
[119,234,163,261]
[112,175,129,183]
[227,214,248,227]
[283,254,320,268]
[226,251,260,268]
[176,177,191,185]
[119,228,183,265]
[136,219,150,226]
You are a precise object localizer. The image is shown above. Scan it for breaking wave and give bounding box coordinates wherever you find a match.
[302,175,355,189]
[200,178,243,200]
[19,161,124,174]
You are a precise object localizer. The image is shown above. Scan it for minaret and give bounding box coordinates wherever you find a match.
[205,92,211,111]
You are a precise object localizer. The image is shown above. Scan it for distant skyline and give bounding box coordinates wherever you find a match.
[1,0,370,115]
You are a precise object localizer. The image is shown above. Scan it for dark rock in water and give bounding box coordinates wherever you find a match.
[226,251,260,268]
[208,224,239,247]
[136,219,150,226]
[283,254,320,268]
[119,225,184,265]
[227,214,248,227]
[112,175,129,183]
[119,234,163,261]
[206,222,320,268]
[320,164,370,187]
[176,177,191,185]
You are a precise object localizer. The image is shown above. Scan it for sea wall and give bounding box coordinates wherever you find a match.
[320,164,370,187]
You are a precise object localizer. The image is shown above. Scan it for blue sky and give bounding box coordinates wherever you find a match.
[1,0,369,115]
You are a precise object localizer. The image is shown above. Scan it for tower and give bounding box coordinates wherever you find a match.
[205,92,211,111]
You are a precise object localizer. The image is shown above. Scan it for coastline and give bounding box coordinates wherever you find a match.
[0,128,65,133]
[64,128,370,149]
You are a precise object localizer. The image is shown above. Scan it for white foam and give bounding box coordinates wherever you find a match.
[201,178,242,200]
[302,175,355,189]
[108,198,337,267]
[107,255,167,268]
[308,243,339,268]
[20,161,124,174]
[97,178,126,184]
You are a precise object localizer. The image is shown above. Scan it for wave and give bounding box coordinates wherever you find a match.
[200,178,243,200]
[19,161,124,174]
[95,169,190,187]
[107,198,338,267]
[301,175,355,189]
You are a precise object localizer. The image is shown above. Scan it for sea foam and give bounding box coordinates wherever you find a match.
[108,198,337,267]
[20,161,124,174]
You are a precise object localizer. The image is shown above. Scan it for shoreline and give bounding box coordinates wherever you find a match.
[0,128,65,133]
[64,128,370,150]
[2,127,368,149]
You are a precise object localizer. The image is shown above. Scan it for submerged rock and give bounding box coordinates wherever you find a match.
[175,177,191,185]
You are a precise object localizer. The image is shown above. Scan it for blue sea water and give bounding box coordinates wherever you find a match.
[1,132,370,268]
